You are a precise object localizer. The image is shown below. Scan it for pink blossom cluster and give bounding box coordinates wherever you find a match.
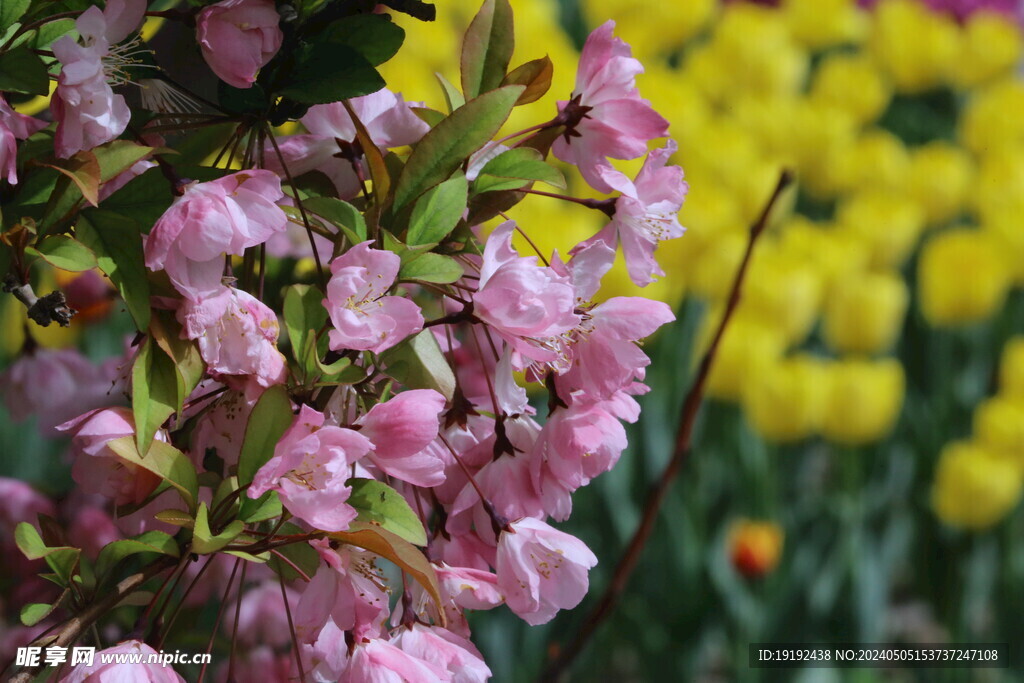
[1,12,687,681]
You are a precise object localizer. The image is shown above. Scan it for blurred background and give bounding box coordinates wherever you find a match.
[4,0,1024,680]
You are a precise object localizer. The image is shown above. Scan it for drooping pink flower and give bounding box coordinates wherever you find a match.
[324,241,424,354]
[177,287,287,389]
[145,170,287,300]
[473,222,579,367]
[406,563,502,636]
[552,21,669,194]
[574,140,687,286]
[0,98,45,184]
[357,389,447,486]
[392,624,492,683]
[61,640,186,682]
[249,405,373,531]
[264,89,429,198]
[345,638,449,682]
[197,0,282,88]
[51,0,146,158]
[235,581,297,647]
[496,517,598,626]
[58,407,162,507]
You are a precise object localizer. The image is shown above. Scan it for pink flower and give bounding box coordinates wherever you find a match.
[249,405,373,531]
[575,140,687,286]
[357,390,447,486]
[145,170,287,300]
[177,287,287,389]
[58,407,163,506]
[552,21,669,193]
[405,563,502,636]
[61,639,185,682]
[0,478,55,537]
[66,504,121,559]
[324,241,424,354]
[51,0,146,158]
[345,638,449,682]
[1,348,121,436]
[295,542,389,643]
[495,517,598,626]
[473,222,579,366]
[0,98,45,184]
[264,89,428,198]
[235,581,297,647]
[197,0,283,89]
[392,624,491,683]
[191,389,257,468]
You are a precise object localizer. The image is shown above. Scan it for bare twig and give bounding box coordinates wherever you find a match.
[3,274,76,327]
[538,170,793,682]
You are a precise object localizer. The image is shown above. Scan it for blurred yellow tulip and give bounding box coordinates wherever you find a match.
[780,0,867,49]
[728,519,784,579]
[905,142,974,226]
[834,189,925,269]
[820,357,905,445]
[932,441,1023,530]
[973,396,1024,469]
[918,229,1011,327]
[868,0,960,93]
[823,270,908,354]
[999,337,1024,399]
[742,354,827,442]
[950,11,1023,89]
[699,312,786,402]
[810,53,892,126]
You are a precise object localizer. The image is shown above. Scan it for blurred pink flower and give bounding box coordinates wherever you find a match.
[495,517,598,626]
[61,640,185,682]
[324,241,424,354]
[0,98,45,184]
[145,170,287,300]
[552,21,669,193]
[197,0,283,88]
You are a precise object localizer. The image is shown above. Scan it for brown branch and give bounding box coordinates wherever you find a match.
[9,556,177,683]
[3,274,76,327]
[538,170,793,682]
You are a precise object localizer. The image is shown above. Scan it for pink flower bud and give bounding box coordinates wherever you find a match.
[197,0,283,89]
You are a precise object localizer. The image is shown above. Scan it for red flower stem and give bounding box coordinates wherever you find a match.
[538,170,793,682]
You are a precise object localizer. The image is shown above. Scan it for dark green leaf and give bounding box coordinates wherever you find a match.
[406,173,467,246]
[97,168,174,226]
[316,14,405,66]
[0,0,30,34]
[132,336,178,456]
[347,479,427,546]
[106,437,200,512]
[29,18,74,49]
[238,490,281,523]
[149,311,204,417]
[28,235,97,271]
[95,531,179,580]
[277,45,384,105]
[461,0,514,99]
[399,252,464,284]
[77,210,151,329]
[472,147,564,194]
[93,140,154,183]
[284,284,328,376]
[267,522,320,581]
[0,45,48,94]
[392,85,523,212]
[381,329,456,400]
[501,56,554,105]
[237,385,293,486]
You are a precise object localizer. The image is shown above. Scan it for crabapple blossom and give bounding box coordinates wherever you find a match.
[574,140,688,286]
[391,624,492,683]
[357,389,447,486]
[145,170,288,300]
[58,407,162,506]
[177,286,287,389]
[0,478,55,537]
[0,98,45,184]
[324,241,424,354]
[249,405,373,531]
[197,0,283,89]
[496,517,598,626]
[61,640,185,682]
[552,20,670,193]
[346,638,449,682]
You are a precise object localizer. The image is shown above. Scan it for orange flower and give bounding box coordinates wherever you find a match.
[728,519,784,579]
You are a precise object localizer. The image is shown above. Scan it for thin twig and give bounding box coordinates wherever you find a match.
[538,170,793,682]
[280,570,307,683]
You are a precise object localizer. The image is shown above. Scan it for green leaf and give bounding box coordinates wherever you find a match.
[14,523,80,585]
[277,45,384,105]
[97,168,174,226]
[154,509,194,528]
[0,45,48,94]
[93,140,154,183]
[106,437,200,512]
[381,329,456,400]
[302,196,367,242]
[95,531,179,580]
[29,17,74,49]
[149,311,204,417]
[41,150,101,212]
[460,0,514,99]
[77,210,151,330]
[0,0,30,34]
[132,336,178,456]
[315,13,405,66]
[192,502,245,555]
[20,602,55,627]
[28,235,97,271]
[238,490,282,523]
[347,479,427,546]
[471,147,564,194]
[392,85,524,212]
[399,252,464,284]
[284,284,328,376]
[435,72,464,113]
[45,548,79,585]
[267,522,320,581]
[501,56,554,105]
[406,173,468,246]
[237,385,293,486]
[14,522,46,559]
[329,523,444,621]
